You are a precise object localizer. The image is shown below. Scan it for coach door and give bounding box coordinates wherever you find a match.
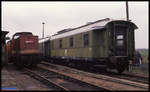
[114,26,127,56]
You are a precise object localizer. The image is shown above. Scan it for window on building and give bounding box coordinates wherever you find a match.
[84,34,89,46]
[70,37,73,47]
[59,39,62,48]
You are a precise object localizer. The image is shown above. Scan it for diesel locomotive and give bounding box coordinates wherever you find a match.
[40,18,138,73]
[8,32,41,68]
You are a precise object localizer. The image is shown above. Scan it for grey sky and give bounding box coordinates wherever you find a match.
[2,1,148,49]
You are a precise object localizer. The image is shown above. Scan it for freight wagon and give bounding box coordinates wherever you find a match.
[40,18,138,73]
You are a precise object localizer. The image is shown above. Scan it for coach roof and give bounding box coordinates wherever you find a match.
[50,18,138,40]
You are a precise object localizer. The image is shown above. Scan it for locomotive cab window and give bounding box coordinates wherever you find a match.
[14,35,20,39]
[84,34,89,47]
[70,37,73,47]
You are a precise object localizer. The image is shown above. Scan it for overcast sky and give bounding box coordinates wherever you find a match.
[2,1,148,49]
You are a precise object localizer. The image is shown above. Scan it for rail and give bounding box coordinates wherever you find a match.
[40,61,148,91]
[24,67,105,91]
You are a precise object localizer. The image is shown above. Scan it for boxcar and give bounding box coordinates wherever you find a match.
[42,18,138,73]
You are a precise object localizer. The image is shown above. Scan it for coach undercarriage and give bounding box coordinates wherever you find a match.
[47,56,128,73]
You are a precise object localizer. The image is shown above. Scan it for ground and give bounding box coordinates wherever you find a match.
[1,63,52,91]
[129,62,149,75]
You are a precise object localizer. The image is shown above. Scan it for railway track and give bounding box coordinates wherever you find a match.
[43,59,148,84]
[102,70,148,84]
[40,61,148,91]
[24,66,106,91]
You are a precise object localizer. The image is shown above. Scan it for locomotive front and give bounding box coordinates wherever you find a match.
[10,32,41,68]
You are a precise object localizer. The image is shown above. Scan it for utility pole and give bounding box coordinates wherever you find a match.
[42,22,45,57]
[126,1,129,21]
[42,22,45,38]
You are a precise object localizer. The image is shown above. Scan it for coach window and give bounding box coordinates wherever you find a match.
[117,40,123,46]
[51,41,54,49]
[70,37,73,47]
[84,34,89,47]
[59,39,62,48]
[116,35,124,46]
[117,35,123,40]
